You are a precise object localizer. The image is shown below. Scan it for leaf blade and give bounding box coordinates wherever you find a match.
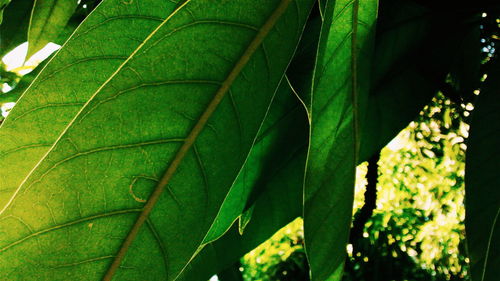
[0,0,33,57]
[303,0,378,280]
[103,0,298,278]
[27,0,77,58]
[465,59,500,281]
[0,0,314,280]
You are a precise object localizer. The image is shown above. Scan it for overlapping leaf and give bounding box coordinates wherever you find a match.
[27,0,78,58]
[202,79,309,244]
[303,1,378,280]
[0,0,33,57]
[465,59,500,281]
[360,0,481,161]
[0,0,314,280]
[180,83,307,281]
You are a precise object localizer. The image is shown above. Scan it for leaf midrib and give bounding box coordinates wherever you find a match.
[1,0,293,278]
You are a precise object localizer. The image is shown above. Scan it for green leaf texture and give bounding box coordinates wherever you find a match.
[304,0,378,280]
[465,59,500,281]
[27,0,78,58]
[179,146,307,281]
[202,78,309,244]
[0,0,314,280]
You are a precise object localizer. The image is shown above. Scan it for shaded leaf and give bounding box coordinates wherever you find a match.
[303,0,378,280]
[360,0,478,161]
[0,0,34,58]
[465,58,500,281]
[0,0,10,24]
[0,0,314,280]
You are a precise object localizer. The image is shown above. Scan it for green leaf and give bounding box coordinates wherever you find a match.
[303,0,378,280]
[0,0,34,58]
[177,61,310,279]
[178,145,307,281]
[199,10,317,242]
[27,0,78,59]
[0,0,10,24]
[0,0,314,280]
[201,75,309,244]
[200,79,308,244]
[465,59,500,281]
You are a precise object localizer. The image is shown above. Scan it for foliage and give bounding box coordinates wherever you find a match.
[241,93,470,281]
[0,0,498,280]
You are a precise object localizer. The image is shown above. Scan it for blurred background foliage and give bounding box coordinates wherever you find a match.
[0,1,498,281]
[238,91,469,281]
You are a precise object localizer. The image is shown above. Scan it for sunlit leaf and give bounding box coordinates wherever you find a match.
[0,60,45,104]
[27,0,78,59]
[0,0,314,280]
[303,0,378,280]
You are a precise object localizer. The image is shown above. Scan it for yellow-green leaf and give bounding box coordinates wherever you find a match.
[0,0,314,280]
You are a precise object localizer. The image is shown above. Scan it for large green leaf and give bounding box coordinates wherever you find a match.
[0,0,33,57]
[0,0,314,280]
[27,0,78,59]
[465,59,500,281]
[303,0,378,280]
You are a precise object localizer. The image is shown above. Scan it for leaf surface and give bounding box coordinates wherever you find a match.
[0,0,313,280]
[303,0,378,280]
[0,0,33,57]
[202,78,309,244]
[465,59,500,281]
[179,145,307,281]
[27,0,78,59]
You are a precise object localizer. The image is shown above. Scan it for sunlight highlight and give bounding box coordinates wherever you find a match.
[2,42,60,75]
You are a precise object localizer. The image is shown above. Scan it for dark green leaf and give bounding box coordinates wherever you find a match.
[360,0,477,161]
[0,0,34,58]
[465,59,500,281]
[0,0,10,24]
